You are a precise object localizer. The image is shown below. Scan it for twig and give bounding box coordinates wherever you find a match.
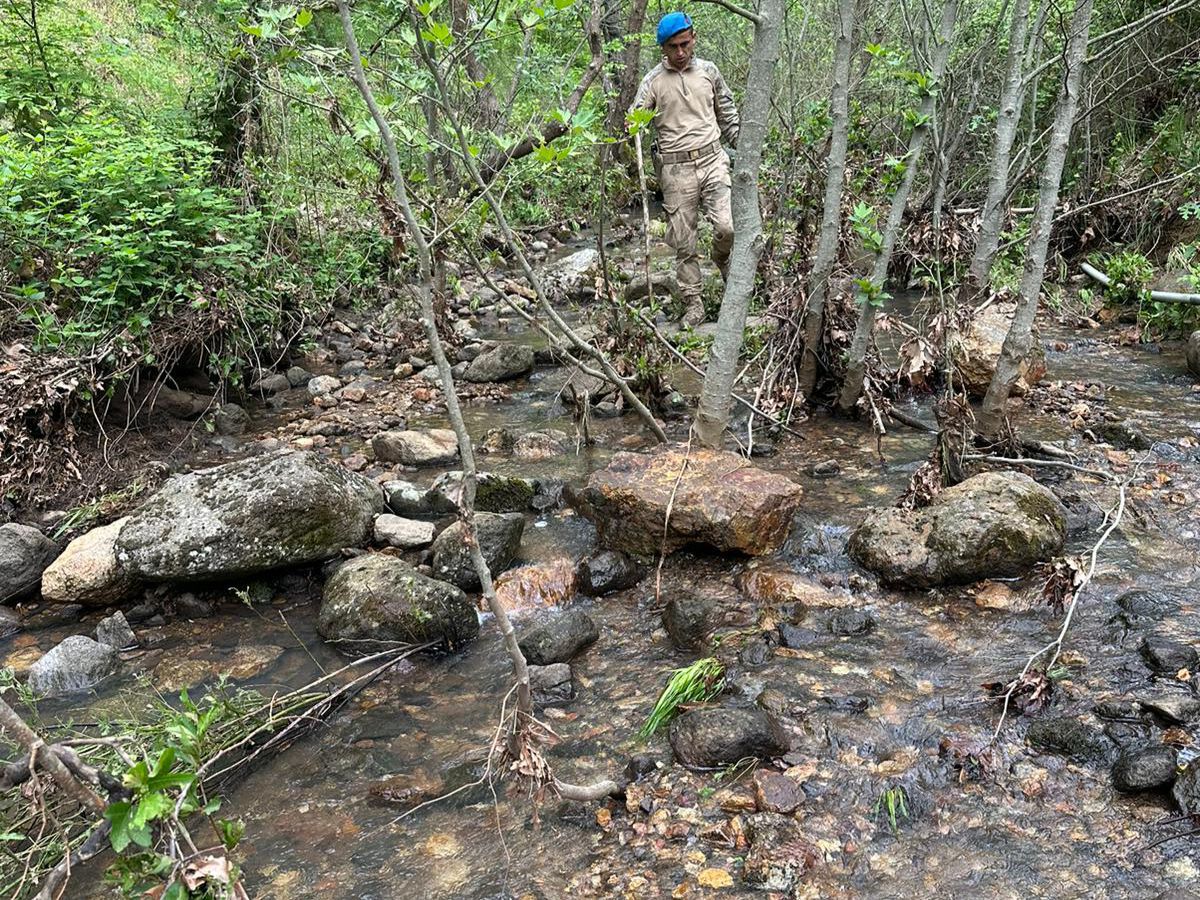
[655,437,693,604]
[964,454,1113,480]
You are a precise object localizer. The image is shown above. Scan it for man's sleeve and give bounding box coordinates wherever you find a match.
[712,67,740,148]
[630,70,657,119]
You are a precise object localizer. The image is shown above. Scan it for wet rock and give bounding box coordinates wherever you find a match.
[738,568,850,609]
[339,359,367,379]
[563,367,617,409]
[1113,746,1178,793]
[41,518,136,606]
[624,753,660,783]
[1140,636,1199,674]
[1104,721,1147,748]
[753,770,803,814]
[153,644,284,692]
[743,813,819,891]
[251,373,291,396]
[513,430,568,460]
[214,402,250,435]
[27,635,117,697]
[117,451,382,580]
[463,344,535,382]
[1117,590,1176,619]
[427,471,535,514]
[828,609,875,636]
[0,523,58,603]
[1173,764,1200,814]
[318,554,478,650]
[96,611,137,649]
[1140,696,1200,724]
[372,429,459,467]
[175,593,214,619]
[810,460,840,478]
[662,594,715,651]
[669,707,789,769]
[777,624,819,648]
[286,366,313,387]
[384,480,443,517]
[578,550,643,596]
[495,559,577,614]
[529,663,574,704]
[23,603,83,629]
[951,302,1046,398]
[849,471,1066,588]
[430,512,524,591]
[0,608,20,639]
[1187,331,1200,378]
[580,446,803,557]
[517,609,598,665]
[307,375,342,396]
[544,248,600,300]
[1096,419,1152,451]
[1025,717,1109,762]
[125,601,159,623]
[660,391,688,419]
[374,514,435,549]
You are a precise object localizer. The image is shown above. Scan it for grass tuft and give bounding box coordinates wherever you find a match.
[639,657,725,741]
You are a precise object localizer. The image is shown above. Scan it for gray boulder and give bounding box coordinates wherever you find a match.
[848,471,1066,588]
[41,518,137,606]
[384,480,445,517]
[1188,331,1200,379]
[578,550,643,596]
[250,373,291,396]
[427,471,535,514]
[529,663,574,704]
[317,554,478,649]
[372,429,459,467]
[463,344,535,383]
[116,451,382,580]
[307,375,342,396]
[286,366,313,387]
[431,512,524,591]
[27,636,118,697]
[214,403,250,435]
[1113,747,1177,793]
[0,524,58,604]
[96,611,137,649]
[518,610,599,665]
[669,707,789,769]
[374,514,435,549]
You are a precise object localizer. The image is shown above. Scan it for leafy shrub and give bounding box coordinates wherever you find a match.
[1101,249,1154,305]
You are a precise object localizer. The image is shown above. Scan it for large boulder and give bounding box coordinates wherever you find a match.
[579,446,803,557]
[518,609,599,665]
[41,518,137,606]
[27,636,118,697]
[669,707,789,769]
[951,303,1047,398]
[1187,331,1200,379]
[427,471,535,514]
[0,524,58,603]
[317,554,478,649]
[848,471,1066,588]
[372,429,459,467]
[116,451,382,581]
[431,512,524,591]
[463,344,535,383]
[373,515,435,549]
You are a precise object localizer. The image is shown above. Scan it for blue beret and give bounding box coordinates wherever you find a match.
[656,12,693,46]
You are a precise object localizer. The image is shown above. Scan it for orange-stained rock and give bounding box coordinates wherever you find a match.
[579,446,802,557]
[738,568,855,608]
[494,559,578,615]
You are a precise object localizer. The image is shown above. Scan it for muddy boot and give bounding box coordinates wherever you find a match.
[681,298,706,327]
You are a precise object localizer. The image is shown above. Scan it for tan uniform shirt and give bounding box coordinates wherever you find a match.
[632,57,739,154]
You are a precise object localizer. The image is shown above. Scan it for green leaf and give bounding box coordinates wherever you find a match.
[296,8,312,27]
[132,791,172,829]
[163,882,188,900]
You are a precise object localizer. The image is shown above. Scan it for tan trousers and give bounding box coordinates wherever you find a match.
[660,151,734,309]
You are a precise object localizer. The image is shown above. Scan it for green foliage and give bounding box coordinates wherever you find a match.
[1101,250,1154,306]
[640,657,725,740]
[873,784,909,835]
[849,202,883,255]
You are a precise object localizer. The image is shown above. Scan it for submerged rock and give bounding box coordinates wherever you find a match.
[495,559,577,615]
[1025,717,1109,762]
[743,813,819,891]
[578,550,643,596]
[1188,331,1200,378]
[318,554,478,649]
[848,471,1066,588]
[0,523,58,603]
[41,518,137,606]
[669,707,789,769]
[117,452,382,580]
[580,446,803,557]
[372,429,459,467]
[529,663,574,704]
[1113,747,1177,793]
[463,344,535,383]
[662,594,716,652]
[431,512,524,592]
[1140,636,1199,674]
[517,609,598,665]
[27,635,117,697]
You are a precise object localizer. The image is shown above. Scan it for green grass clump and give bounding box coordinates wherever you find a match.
[639,657,725,740]
[873,784,910,834]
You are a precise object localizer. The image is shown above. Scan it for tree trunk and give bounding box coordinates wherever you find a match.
[605,0,651,141]
[692,0,785,448]
[978,0,1093,436]
[450,0,501,129]
[796,0,859,399]
[836,0,958,414]
[964,0,1033,294]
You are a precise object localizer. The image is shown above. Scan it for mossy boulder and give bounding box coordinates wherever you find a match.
[848,471,1066,588]
[318,554,478,650]
[116,451,383,581]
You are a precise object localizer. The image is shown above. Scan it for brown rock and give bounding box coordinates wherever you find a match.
[738,568,854,608]
[753,770,803,814]
[580,445,802,557]
[952,303,1047,398]
[41,518,138,606]
[494,559,578,615]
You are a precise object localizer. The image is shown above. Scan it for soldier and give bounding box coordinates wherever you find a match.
[632,11,740,326]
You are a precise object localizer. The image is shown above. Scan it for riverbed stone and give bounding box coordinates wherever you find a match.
[529,663,574,704]
[513,430,568,461]
[286,366,313,387]
[372,429,459,467]
[384,480,443,517]
[669,707,789,769]
[116,451,382,580]
[27,635,118,697]
[250,373,291,396]
[1140,696,1200,724]
[828,608,875,636]
[578,550,643,596]
[41,518,137,606]
[580,446,803,557]
[96,611,137,649]
[662,594,716,652]
[307,375,342,396]
[430,512,524,591]
[848,471,1066,588]
[463,344,535,383]
[495,559,577,615]
[1026,717,1109,762]
[318,554,478,650]
[374,514,435,549]
[517,609,598,665]
[952,303,1046,398]
[1096,419,1152,451]
[1140,636,1199,674]
[215,402,250,435]
[1113,746,1178,793]
[743,813,819,891]
[1118,589,1177,619]
[0,523,58,604]
[753,770,804,814]
[426,471,535,514]
[1188,331,1200,378]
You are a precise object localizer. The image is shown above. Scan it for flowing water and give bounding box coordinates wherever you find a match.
[10,302,1200,898]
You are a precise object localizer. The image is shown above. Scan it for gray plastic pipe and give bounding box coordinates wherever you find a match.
[1081,261,1200,305]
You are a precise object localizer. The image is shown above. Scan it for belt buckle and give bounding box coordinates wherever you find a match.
[688,148,698,160]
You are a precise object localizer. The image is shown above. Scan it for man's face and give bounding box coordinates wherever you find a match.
[663,29,695,70]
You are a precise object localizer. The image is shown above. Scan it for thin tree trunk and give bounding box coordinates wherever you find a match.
[964,0,1033,294]
[450,0,501,128]
[837,0,958,414]
[978,0,1093,436]
[605,0,651,141]
[692,0,785,448]
[796,0,860,399]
